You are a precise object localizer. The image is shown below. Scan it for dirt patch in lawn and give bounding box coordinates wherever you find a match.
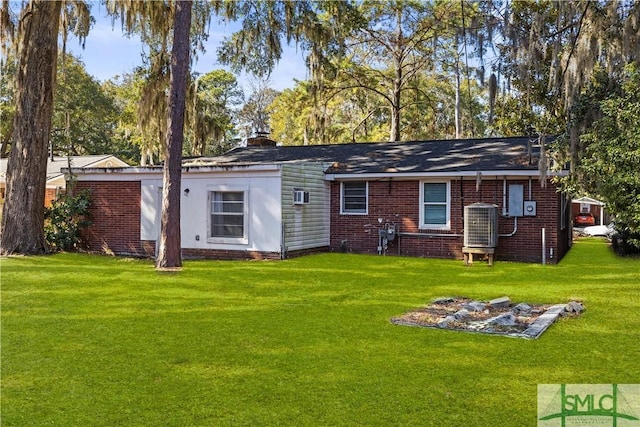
[390,296,584,339]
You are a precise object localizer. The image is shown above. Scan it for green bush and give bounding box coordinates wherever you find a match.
[611,223,640,255]
[44,189,92,251]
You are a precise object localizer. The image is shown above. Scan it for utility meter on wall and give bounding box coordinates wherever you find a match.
[524,201,537,216]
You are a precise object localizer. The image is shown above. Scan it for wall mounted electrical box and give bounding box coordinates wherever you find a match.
[524,201,537,216]
[508,184,524,217]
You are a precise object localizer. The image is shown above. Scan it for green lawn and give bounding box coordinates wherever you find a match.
[1,238,639,426]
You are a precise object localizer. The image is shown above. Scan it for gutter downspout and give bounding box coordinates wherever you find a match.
[280,222,286,260]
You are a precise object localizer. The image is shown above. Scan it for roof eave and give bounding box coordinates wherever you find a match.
[325,170,569,181]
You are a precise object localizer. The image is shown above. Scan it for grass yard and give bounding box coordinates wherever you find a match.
[1,238,639,426]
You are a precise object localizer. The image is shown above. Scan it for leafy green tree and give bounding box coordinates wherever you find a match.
[103,66,169,166]
[490,0,640,170]
[3,50,136,162]
[104,67,242,162]
[235,78,279,140]
[579,65,640,241]
[52,53,121,156]
[268,83,312,145]
[488,95,536,137]
[268,65,483,145]
[107,0,210,269]
[218,1,359,145]
[0,54,16,158]
[268,80,387,145]
[102,71,149,165]
[308,1,489,142]
[187,69,243,156]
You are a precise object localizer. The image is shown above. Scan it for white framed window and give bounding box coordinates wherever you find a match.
[341,181,368,214]
[420,181,450,230]
[208,190,248,244]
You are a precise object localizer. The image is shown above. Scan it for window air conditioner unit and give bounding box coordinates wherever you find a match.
[293,189,310,205]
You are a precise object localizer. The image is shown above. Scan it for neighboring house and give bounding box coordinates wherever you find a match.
[572,196,609,226]
[71,135,572,264]
[0,155,129,206]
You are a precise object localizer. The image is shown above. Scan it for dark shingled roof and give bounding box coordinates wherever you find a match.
[186,136,557,175]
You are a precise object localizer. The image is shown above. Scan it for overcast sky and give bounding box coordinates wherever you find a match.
[66,5,308,92]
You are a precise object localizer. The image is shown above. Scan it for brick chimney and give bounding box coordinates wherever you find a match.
[247,131,277,147]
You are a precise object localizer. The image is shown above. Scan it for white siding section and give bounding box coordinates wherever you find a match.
[179,170,283,253]
[139,169,283,254]
[281,163,330,253]
[140,179,162,240]
[78,164,323,256]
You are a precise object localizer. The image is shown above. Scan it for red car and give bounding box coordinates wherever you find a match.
[574,212,595,226]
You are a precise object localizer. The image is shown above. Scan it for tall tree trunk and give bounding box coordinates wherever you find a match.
[155,0,192,269]
[389,7,403,142]
[389,57,402,141]
[0,1,62,255]
[453,34,462,139]
[454,60,461,139]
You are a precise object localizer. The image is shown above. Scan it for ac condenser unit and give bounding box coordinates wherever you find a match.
[464,203,498,248]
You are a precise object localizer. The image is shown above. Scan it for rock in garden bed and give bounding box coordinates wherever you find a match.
[390,296,584,339]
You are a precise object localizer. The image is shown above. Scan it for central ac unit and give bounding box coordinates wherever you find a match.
[464,203,498,248]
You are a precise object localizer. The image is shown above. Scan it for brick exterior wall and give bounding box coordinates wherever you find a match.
[77,176,571,264]
[76,180,328,261]
[330,178,571,264]
[182,248,282,260]
[75,181,146,257]
[44,188,58,207]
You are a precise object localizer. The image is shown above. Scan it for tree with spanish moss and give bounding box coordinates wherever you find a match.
[156,0,192,269]
[187,69,243,156]
[487,0,640,171]
[109,0,351,268]
[0,0,91,255]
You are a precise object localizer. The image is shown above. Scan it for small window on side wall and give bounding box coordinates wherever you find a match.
[209,190,247,241]
[421,181,450,229]
[341,181,367,214]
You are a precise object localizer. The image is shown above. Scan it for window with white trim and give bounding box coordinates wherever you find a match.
[420,181,450,229]
[209,190,247,241]
[341,181,368,214]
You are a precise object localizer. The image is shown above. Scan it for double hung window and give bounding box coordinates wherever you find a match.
[209,191,247,242]
[421,182,450,229]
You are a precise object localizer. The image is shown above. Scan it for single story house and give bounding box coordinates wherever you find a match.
[70,135,572,264]
[0,155,129,205]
